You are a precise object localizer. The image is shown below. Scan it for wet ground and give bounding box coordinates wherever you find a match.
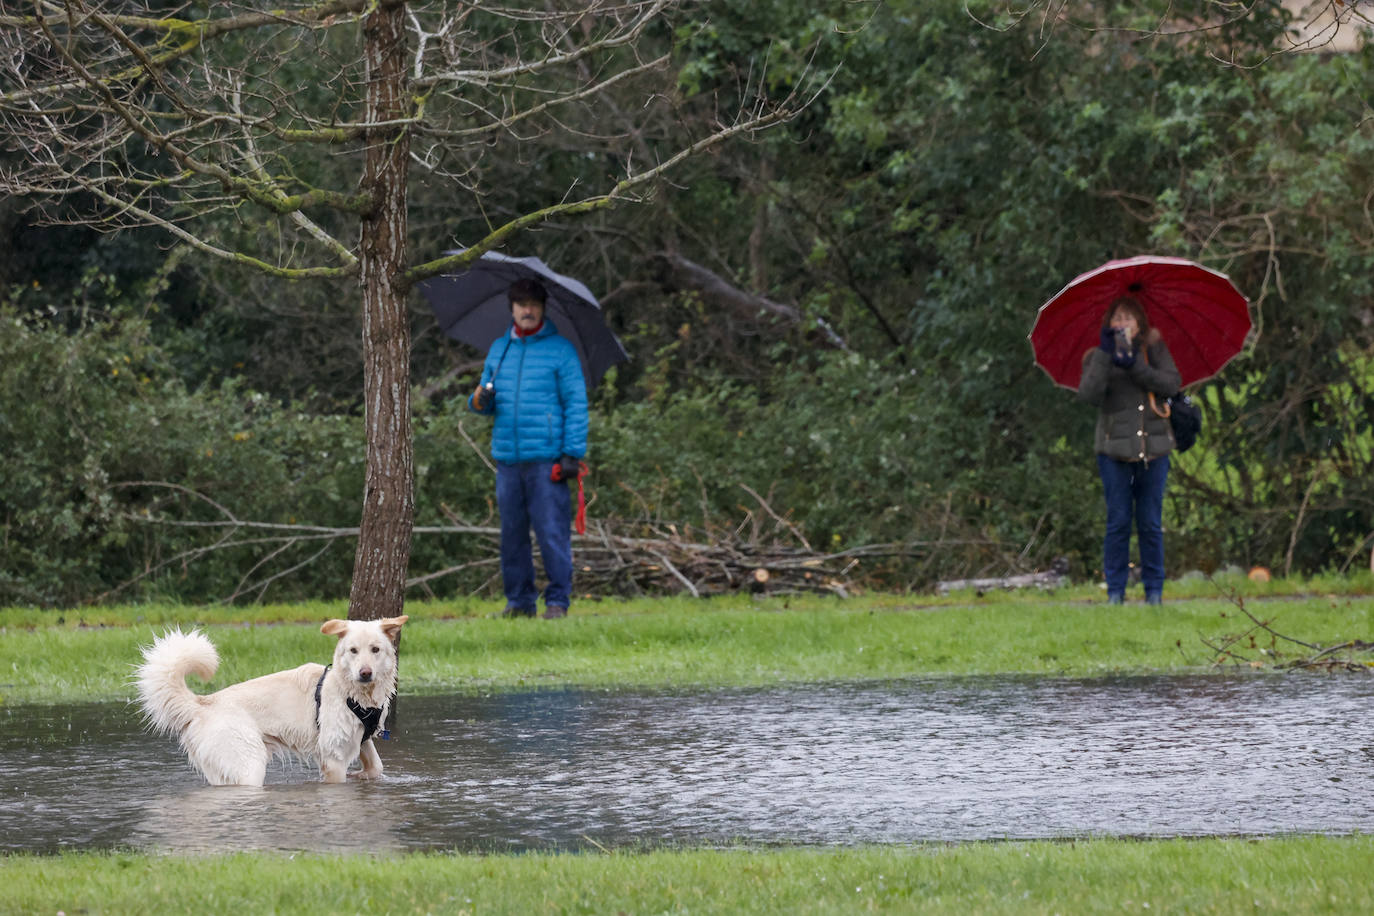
[2,674,1371,854]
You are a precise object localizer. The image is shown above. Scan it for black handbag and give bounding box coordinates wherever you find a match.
[1143,345,1202,453]
[1165,393,1201,452]
[1148,391,1201,452]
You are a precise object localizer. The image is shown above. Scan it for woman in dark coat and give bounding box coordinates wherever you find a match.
[1077,296,1181,605]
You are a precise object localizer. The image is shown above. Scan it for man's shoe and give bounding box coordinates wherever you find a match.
[1145,592,1163,606]
[497,605,536,618]
[542,605,568,619]
[1107,592,1125,605]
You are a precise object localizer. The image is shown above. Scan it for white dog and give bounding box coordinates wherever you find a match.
[135,615,408,786]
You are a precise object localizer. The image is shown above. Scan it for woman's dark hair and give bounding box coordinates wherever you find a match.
[1101,295,1151,336]
[508,278,548,306]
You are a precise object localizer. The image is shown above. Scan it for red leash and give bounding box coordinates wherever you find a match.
[572,463,587,535]
[551,460,590,534]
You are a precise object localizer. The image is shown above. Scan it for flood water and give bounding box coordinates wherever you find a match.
[2,674,1371,854]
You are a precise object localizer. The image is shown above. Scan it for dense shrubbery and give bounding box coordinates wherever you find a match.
[11,293,1367,609]
[1,300,1093,606]
[0,300,366,605]
[592,351,1105,585]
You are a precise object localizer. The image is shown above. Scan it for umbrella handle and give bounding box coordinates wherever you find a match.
[490,337,515,387]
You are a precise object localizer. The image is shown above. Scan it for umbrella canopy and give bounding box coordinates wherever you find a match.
[418,247,629,388]
[1029,255,1251,391]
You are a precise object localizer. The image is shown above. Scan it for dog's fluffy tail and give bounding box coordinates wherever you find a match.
[135,628,218,738]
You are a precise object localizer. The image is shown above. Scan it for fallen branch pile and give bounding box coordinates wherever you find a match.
[426,484,1004,599]
[568,525,878,598]
[111,481,1016,603]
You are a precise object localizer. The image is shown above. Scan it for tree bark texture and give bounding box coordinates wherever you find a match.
[349,0,414,621]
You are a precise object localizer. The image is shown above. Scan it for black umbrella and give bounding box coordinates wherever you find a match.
[418,247,629,388]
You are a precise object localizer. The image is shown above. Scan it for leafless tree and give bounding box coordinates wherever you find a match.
[0,0,812,619]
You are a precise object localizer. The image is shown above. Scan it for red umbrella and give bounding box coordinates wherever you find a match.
[1029,255,1251,391]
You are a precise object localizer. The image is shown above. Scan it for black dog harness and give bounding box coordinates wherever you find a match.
[313,665,388,742]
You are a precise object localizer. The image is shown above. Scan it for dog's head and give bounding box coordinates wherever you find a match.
[320,615,408,689]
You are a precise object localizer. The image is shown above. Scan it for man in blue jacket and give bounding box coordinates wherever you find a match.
[469,278,588,618]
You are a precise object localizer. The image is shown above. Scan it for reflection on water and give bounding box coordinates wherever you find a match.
[137,783,407,854]
[2,674,1372,854]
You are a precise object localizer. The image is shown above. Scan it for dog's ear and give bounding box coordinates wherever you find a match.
[379,615,408,643]
[321,619,350,638]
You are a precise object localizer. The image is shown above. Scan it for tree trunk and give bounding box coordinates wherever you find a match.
[349,0,413,622]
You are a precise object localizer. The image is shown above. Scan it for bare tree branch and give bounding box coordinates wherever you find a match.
[1199,576,1374,671]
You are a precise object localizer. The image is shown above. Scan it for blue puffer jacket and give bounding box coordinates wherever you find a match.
[467,319,588,463]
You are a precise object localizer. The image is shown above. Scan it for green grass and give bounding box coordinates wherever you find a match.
[3,836,1373,914]
[4,581,1372,912]
[2,580,1371,705]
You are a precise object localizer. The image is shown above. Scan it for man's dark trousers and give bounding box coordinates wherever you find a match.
[496,460,573,611]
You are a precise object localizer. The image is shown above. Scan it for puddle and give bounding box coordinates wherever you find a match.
[2,674,1372,853]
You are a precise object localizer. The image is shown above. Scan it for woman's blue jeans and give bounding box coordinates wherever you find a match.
[1096,454,1169,600]
[495,461,573,611]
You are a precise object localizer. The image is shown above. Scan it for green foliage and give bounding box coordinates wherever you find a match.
[1172,345,1374,572]
[0,293,565,605]
[0,292,366,607]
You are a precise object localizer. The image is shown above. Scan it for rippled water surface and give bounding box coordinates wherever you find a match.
[2,675,1372,854]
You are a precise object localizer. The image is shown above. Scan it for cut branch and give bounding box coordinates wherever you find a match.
[1200,577,1374,672]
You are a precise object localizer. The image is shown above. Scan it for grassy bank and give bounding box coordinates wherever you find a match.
[4,836,1373,915]
[1,577,1371,705]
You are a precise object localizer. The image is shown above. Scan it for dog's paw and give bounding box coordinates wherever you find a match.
[348,772,382,781]
[319,762,350,784]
